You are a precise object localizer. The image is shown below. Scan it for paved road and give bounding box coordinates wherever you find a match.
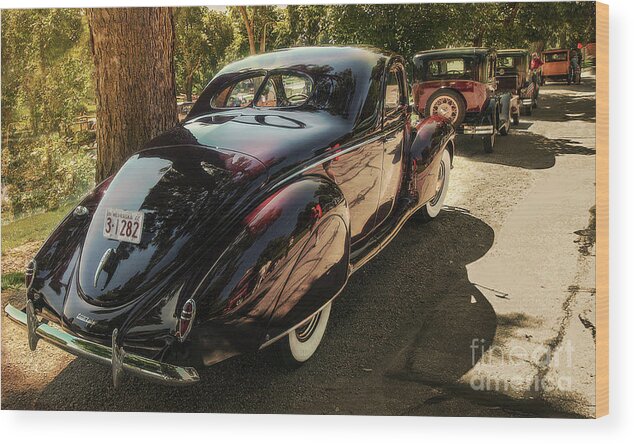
[1,78,596,416]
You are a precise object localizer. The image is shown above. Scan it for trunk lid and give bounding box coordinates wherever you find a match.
[77,145,267,307]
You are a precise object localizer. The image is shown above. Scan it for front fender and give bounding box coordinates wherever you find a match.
[497,92,512,122]
[188,176,349,366]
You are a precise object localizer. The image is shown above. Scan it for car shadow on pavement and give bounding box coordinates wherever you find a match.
[22,208,514,416]
[455,132,595,170]
[381,207,496,385]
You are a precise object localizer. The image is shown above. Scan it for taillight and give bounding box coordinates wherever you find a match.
[176,299,196,342]
[25,260,36,290]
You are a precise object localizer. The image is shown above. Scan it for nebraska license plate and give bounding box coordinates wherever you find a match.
[103,209,144,244]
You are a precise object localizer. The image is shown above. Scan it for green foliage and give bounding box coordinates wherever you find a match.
[174,7,233,100]
[226,6,283,57]
[276,5,331,47]
[1,272,25,290]
[1,9,94,219]
[2,132,95,216]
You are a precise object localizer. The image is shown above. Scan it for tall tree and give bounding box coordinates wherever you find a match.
[238,6,257,55]
[231,6,280,56]
[174,7,233,101]
[87,7,177,182]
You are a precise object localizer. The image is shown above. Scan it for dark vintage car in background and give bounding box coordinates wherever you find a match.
[5,46,456,386]
[412,47,512,153]
[496,49,540,119]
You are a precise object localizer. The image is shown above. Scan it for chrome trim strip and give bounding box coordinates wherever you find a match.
[94,248,114,288]
[4,304,200,386]
[271,133,385,190]
[460,125,494,135]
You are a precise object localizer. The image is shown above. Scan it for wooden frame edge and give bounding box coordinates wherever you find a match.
[595,1,609,419]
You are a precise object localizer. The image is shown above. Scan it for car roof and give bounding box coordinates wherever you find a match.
[413,47,495,61]
[216,46,398,77]
[543,48,570,53]
[497,49,531,56]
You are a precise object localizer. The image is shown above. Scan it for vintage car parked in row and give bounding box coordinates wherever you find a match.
[412,47,512,153]
[541,49,581,85]
[5,47,456,386]
[496,49,540,119]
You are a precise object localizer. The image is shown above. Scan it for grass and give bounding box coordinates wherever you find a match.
[1,272,24,290]
[1,203,75,254]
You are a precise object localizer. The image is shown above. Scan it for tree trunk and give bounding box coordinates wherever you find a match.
[185,73,194,102]
[87,7,177,182]
[239,6,257,55]
[260,22,268,53]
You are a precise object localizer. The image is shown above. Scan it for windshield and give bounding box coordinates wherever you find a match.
[421,57,474,81]
[498,56,522,69]
[544,51,568,62]
[211,72,314,109]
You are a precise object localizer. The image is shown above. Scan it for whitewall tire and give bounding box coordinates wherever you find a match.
[419,148,451,221]
[279,302,332,366]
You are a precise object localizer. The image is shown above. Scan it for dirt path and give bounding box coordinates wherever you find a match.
[1,79,596,416]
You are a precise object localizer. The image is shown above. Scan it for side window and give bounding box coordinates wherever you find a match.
[489,57,496,80]
[256,73,313,107]
[211,76,265,108]
[280,74,312,105]
[384,68,404,114]
[256,78,278,107]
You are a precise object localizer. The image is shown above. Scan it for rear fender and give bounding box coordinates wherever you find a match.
[189,176,349,365]
[408,115,455,205]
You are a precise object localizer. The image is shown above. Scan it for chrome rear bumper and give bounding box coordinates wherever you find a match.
[460,124,494,135]
[4,302,200,386]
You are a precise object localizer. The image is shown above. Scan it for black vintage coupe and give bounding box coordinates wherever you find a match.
[5,47,455,386]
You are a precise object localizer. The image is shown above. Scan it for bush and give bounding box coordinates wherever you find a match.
[2,131,95,218]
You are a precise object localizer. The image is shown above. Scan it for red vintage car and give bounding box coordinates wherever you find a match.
[541,49,581,84]
[412,47,512,153]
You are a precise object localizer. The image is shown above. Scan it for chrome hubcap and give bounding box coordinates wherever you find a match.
[431,97,458,123]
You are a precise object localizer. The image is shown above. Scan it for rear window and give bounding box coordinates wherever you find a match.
[544,52,568,62]
[211,72,313,109]
[422,58,474,80]
[498,56,522,69]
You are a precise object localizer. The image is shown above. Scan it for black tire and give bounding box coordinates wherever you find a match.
[512,113,520,126]
[483,133,494,153]
[532,98,538,109]
[425,89,466,127]
[482,107,497,153]
[524,105,532,116]
[499,121,509,136]
[499,105,510,136]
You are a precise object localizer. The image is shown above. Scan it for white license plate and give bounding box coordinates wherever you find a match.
[103,209,144,244]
